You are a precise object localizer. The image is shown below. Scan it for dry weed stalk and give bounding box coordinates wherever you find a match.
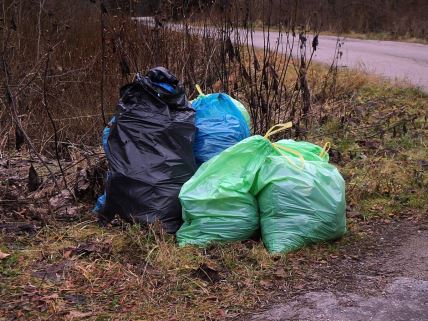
[1,0,345,192]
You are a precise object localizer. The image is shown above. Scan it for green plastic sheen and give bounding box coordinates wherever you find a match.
[275,139,329,162]
[177,136,346,253]
[254,152,346,253]
[177,136,274,246]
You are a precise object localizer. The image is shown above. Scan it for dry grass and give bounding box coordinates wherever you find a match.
[0,220,344,320]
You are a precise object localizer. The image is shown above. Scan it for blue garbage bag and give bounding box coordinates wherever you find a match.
[93,117,115,214]
[101,116,116,157]
[93,193,106,213]
[102,127,111,156]
[193,93,250,165]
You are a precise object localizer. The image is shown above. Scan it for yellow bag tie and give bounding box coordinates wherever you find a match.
[263,123,305,170]
[263,122,293,139]
[319,142,331,159]
[195,84,205,97]
[272,143,305,170]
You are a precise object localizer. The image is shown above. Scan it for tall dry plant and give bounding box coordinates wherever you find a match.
[1,0,342,191]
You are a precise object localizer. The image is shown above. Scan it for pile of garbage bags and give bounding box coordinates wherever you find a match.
[95,67,250,233]
[95,67,346,253]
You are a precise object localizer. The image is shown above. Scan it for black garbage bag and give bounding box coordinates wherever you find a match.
[100,67,196,233]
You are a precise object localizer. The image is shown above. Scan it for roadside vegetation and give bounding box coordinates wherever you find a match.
[318,31,428,44]
[1,1,427,320]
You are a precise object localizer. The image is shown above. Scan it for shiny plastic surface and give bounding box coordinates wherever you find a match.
[177,136,273,245]
[193,93,250,165]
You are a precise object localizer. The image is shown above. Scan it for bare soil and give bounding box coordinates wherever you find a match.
[248,217,428,321]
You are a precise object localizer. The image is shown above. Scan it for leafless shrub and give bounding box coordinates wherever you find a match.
[1,0,348,190]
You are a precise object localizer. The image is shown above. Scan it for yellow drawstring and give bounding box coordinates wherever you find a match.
[263,123,305,170]
[263,122,293,139]
[319,141,331,159]
[195,84,205,97]
[272,143,305,169]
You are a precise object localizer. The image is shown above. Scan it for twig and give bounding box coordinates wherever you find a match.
[99,0,107,126]
[1,56,60,190]
[42,49,69,191]
[36,0,46,60]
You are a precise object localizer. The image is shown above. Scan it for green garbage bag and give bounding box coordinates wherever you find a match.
[177,135,274,246]
[254,143,346,253]
[275,139,330,162]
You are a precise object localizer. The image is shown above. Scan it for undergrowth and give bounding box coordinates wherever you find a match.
[1,67,427,320]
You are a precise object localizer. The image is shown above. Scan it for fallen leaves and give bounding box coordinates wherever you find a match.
[273,267,287,279]
[65,310,93,320]
[0,222,38,235]
[31,261,73,282]
[259,279,273,289]
[40,293,59,301]
[63,240,112,259]
[48,189,82,219]
[0,250,10,260]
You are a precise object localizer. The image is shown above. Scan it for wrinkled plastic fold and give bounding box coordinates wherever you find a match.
[102,67,196,233]
[192,93,250,165]
[177,136,273,245]
[255,140,346,253]
[178,137,346,253]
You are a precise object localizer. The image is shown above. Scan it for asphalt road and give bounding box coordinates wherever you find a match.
[249,32,428,91]
[135,18,428,91]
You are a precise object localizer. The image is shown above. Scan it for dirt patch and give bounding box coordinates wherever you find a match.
[251,277,427,321]
[381,226,428,279]
[248,218,428,321]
